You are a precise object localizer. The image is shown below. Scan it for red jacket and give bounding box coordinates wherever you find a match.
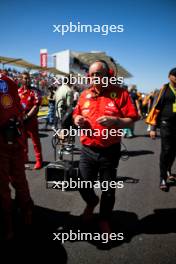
[73,85,138,147]
[18,86,41,114]
[0,75,23,128]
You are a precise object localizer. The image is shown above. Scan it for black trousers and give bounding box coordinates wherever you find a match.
[78,143,121,220]
[160,121,176,181]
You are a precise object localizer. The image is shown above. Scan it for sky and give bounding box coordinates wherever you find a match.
[0,0,176,93]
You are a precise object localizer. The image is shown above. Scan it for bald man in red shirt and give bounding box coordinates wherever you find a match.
[73,60,138,236]
[0,73,33,240]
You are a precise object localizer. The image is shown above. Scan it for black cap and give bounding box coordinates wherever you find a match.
[169,68,176,77]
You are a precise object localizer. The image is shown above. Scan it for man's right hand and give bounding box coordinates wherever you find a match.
[150,130,157,139]
[74,115,86,127]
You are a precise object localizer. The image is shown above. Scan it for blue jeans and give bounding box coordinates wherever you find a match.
[46,102,55,125]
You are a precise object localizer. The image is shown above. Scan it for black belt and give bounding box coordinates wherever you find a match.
[82,143,121,153]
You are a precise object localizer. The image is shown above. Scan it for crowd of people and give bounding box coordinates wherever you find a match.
[0,62,176,242]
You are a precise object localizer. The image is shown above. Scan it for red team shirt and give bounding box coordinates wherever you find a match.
[18,86,41,114]
[73,84,139,148]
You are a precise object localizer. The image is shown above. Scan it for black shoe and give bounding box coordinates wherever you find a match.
[81,197,99,223]
[160,179,169,192]
[167,171,176,184]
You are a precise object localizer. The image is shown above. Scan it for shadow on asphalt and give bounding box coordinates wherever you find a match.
[39,128,54,132]
[140,208,176,234]
[117,176,139,184]
[39,132,49,138]
[1,206,176,252]
[126,150,154,156]
[27,160,50,166]
[131,134,161,139]
[0,206,68,263]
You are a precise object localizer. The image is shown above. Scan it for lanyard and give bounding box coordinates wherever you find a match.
[169,84,176,100]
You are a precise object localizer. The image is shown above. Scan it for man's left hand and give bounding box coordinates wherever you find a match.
[96,116,120,127]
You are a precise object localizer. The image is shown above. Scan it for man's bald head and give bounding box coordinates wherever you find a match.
[88,61,110,89]
[89,61,109,77]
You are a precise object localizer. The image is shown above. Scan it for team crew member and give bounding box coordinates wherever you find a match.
[18,72,43,169]
[55,78,74,139]
[55,78,74,121]
[73,60,138,234]
[150,68,176,191]
[0,73,33,240]
[124,86,142,138]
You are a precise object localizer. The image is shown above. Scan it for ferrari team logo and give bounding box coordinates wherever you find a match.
[1,94,13,109]
[83,101,90,108]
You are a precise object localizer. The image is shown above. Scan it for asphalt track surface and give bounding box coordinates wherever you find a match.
[1,119,176,263]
